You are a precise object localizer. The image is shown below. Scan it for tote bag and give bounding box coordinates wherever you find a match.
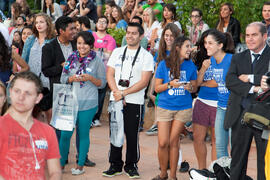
[50,83,78,131]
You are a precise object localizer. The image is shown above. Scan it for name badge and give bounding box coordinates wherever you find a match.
[35,140,48,149]
[97,39,103,43]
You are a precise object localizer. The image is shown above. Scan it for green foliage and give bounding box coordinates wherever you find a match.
[165,0,265,36]
[107,28,126,46]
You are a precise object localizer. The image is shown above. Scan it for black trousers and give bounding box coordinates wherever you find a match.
[109,103,142,171]
[93,84,108,121]
[230,108,268,180]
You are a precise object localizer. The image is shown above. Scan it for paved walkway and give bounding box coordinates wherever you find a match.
[62,121,257,180]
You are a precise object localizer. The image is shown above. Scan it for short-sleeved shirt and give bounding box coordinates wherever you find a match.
[76,0,98,23]
[107,46,154,105]
[0,114,60,180]
[153,50,170,63]
[210,53,232,108]
[116,19,128,29]
[155,60,197,110]
[197,65,218,101]
[93,32,116,51]
[142,3,163,22]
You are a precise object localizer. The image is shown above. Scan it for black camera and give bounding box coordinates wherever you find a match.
[265,72,270,86]
[118,79,130,87]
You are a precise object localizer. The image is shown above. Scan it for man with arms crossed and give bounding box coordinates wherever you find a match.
[103,23,154,178]
[0,71,61,180]
[225,22,270,180]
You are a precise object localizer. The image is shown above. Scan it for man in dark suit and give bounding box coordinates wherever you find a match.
[225,22,270,180]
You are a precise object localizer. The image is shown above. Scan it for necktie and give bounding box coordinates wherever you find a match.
[252,53,260,70]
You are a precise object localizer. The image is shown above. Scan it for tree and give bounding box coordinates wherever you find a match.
[166,0,265,36]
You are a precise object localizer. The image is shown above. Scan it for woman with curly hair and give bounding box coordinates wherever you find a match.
[16,0,30,16]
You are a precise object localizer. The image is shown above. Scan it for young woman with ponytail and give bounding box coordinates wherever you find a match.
[203,29,235,159]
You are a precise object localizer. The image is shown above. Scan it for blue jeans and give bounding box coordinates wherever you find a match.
[215,106,230,159]
[93,84,107,121]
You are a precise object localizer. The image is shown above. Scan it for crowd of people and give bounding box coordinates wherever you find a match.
[0,0,269,180]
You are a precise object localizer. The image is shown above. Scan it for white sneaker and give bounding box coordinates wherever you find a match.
[71,168,85,175]
[92,119,102,127]
[145,124,158,136]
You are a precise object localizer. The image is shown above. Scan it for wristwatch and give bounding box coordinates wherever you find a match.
[167,82,172,89]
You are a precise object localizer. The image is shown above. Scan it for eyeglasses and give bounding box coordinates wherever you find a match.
[190,15,201,18]
[98,21,107,24]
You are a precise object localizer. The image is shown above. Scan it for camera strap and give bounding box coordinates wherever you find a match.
[119,46,141,81]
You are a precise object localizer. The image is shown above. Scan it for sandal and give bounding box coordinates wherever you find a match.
[152,174,168,180]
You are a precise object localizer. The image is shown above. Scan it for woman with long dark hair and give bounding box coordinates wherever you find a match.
[109,5,127,29]
[13,25,32,73]
[153,36,197,180]
[42,0,63,23]
[0,32,29,85]
[215,2,240,47]
[147,23,181,135]
[192,30,218,169]
[63,0,77,16]
[150,3,181,52]
[187,8,209,47]
[203,29,234,159]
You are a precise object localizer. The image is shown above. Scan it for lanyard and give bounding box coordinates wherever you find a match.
[119,46,141,81]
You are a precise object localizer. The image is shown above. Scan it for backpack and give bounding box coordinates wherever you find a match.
[243,89,270,131]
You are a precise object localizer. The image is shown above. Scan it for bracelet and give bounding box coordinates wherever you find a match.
[167,82,172,89]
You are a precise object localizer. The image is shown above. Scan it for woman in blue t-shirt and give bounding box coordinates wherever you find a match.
[153,36,197,180]
[147,23,181,135]
[192,30,218,170]
[110,5,127,29]
[203,29,235,159]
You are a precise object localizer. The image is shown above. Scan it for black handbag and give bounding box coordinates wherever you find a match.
[243,89,270,131]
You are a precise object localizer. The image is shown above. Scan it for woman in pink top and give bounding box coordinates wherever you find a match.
[92,15,116,127]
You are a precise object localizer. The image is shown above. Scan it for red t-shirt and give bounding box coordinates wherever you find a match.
[0,114,60,180]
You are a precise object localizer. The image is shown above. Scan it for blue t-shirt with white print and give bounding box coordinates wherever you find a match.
[155,59,197,110]
[210,53,232,108]
[154,50,170,63]
[198,65,218,101]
